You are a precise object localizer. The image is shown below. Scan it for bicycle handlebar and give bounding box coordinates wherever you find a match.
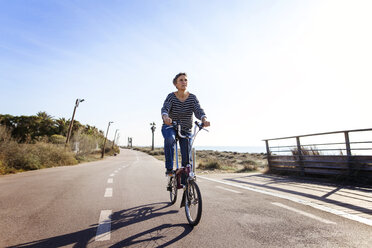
[168,121,207,139]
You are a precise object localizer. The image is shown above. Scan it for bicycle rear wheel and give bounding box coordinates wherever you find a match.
[169,176,177,204]
[185,180,202,226]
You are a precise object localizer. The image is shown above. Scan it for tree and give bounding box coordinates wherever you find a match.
[56,118,69,136]
[36,111,57,137]
[0,112,105,144]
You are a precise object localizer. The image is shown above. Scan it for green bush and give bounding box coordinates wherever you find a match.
[239,160,257,166]
[103,145,120,156]
[198,160,221,170]
[238,164,258,173]
[0,125,12,142]
[50,134,66,144]
[0,114,120,175]
[0,141,77,174]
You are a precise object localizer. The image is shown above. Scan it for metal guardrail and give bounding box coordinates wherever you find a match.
[263,128,372,179]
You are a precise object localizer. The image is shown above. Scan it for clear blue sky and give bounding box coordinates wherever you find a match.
[1,0,372,147]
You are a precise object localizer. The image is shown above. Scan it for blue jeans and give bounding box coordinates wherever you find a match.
[161,124,192,170]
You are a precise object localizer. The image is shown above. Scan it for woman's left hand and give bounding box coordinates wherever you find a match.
[202,119,210,127]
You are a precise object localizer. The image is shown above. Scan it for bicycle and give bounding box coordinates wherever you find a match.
[166,121,208,226]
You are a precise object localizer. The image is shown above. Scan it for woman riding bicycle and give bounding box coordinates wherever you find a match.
[161,72,210,175]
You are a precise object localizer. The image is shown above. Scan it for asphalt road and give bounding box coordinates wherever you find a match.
[0,149,371,248]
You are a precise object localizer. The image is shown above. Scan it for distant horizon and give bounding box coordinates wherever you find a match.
[127,145,267,154]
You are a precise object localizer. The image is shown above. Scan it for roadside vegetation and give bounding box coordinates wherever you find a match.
[291,146,321,156]
[0,112,119,175]
[132,147,268,173]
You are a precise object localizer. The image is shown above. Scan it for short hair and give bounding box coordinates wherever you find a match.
[173,72,187,85]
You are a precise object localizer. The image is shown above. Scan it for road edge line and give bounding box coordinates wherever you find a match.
[95,210,112,241]
[198,175,372,227]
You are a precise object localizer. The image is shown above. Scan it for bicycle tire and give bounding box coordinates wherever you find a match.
[169,176,177,204]
[185,180,202,226]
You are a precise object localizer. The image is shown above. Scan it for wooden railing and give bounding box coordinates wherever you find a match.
[263,128,372,179]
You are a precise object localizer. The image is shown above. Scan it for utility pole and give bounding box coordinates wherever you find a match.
[112,129,119,149]
[150,122,156,151]
[116,133,120,147]
[101,121,113,158]
[66,98,85,145]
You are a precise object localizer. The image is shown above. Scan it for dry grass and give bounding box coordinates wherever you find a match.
[292,146,321,156]
[0,141,78,174]
[76,151,103,163]
[0,125,119,175]
[132,147,268,173]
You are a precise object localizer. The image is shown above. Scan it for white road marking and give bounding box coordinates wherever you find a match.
[95,210,112,241]
[107,178,113,184]
[216,186,241,194]
[114,170,118,173]
[104,188,113,197]
[198,176,372,227]
[272,202,336,224]
[110,173,115,177]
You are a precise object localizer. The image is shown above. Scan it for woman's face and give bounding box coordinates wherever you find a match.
[175,75,188,90]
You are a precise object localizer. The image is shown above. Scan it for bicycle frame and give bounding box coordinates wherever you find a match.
[172,122,204,178]
[166,121,206,226]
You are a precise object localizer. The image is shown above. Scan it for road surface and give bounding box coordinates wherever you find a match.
[0,149,371,247]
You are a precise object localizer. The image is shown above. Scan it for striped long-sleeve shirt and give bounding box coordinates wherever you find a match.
[161,92,207,132]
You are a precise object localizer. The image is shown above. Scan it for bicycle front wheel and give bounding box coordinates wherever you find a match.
[169,176,177,204]
[185,180,202,226]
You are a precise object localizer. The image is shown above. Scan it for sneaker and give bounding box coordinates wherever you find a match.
[165,169,173,176]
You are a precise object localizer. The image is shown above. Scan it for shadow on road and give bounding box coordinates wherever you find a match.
[109,223,192,248]
[225,174,372,215]
[8,202,192,248]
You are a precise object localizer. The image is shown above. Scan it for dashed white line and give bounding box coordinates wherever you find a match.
[216,186,241,194]
[272,202,336,224]
[107,178,113,184]
[104,188,113,197]
[95,210,112,241]
[110,173,115,177]
[198,176,372,227]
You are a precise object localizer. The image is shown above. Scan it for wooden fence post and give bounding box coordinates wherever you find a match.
[344,131,352,177]
[265,140,271,171]
[296,137,305,176]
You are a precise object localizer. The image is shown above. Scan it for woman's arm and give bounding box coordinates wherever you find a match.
[193,95,210,127]
[161,94,173,125]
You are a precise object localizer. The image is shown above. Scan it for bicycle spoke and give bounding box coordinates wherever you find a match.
[169,176,177,204]
[185,180,202,226]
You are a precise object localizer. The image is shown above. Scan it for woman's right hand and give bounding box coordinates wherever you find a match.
[163,115,173,125]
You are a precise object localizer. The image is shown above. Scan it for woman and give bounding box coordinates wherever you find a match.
[161,72,210,174]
